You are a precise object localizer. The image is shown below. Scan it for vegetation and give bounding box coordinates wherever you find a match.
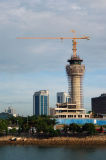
[69,123,81,134]
[0,120,8,135]
[82,123,96,135]
[0,116,104,137]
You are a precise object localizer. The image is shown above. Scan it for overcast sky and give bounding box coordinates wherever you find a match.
[0,0,106,115]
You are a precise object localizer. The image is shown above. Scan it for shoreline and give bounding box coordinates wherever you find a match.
[0,135,106,146]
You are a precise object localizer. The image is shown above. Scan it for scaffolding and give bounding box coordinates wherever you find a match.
[66,62,85,109]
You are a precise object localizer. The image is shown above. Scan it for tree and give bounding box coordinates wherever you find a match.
[0,120,8,135]
[69,123,81,134]
[9,128,17,134]
[63,125,69,134]
[82,123,96,135]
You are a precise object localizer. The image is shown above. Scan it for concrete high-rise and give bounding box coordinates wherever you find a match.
[33,90,49,116]
[66,40,85,109]
[66,56,85,109]
[55,39,90,119]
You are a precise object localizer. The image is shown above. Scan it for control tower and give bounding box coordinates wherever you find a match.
[66,40,85,109]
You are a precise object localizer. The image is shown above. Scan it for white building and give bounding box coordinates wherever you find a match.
[57,92,71,104]
[55,103,90,118]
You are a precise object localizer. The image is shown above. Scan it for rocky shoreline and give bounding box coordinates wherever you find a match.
[0,135,106,146]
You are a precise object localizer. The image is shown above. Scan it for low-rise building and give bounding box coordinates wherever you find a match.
[55,102,90,118]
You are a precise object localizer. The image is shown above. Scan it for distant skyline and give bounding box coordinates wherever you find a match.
[0,0,106,115]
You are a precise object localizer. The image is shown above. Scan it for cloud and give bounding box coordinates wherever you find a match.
[0,0,106,115]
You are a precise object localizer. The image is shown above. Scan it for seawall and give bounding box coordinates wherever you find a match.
[0,136,106,145]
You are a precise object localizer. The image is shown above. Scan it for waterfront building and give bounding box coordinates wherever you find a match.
[55,103,90,118]
[92,94,106,115]
[33,90,49,116]
[57,92,71,104]
[55,38,90,118]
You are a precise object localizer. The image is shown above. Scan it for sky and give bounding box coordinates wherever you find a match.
[0,0,106,116]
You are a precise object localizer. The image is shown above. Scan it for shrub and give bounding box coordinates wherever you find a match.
[69,123,81,133]
[82,123,96,135]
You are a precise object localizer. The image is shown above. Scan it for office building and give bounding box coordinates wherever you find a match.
[33,90,49,116]
[92,94,106,114]
[57,92,71,104]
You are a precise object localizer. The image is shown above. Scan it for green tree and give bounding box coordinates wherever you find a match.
[69,123,81,134]
[82,123,96,135]
[0,120,8,136]
[63,125,69,134]
[9,128,17,134]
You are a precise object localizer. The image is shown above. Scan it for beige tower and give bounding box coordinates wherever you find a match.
[66,40,85,109]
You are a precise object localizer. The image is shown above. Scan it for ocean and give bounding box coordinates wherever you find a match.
[0,145,106,160]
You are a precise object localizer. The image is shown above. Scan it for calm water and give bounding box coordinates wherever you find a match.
[0,145,106,160]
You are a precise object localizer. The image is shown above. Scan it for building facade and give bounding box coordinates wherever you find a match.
[66,56,85,109]
[92,94,106,114]
[49,107,55,116]
[57,92,71,104]
[33,90,49,116]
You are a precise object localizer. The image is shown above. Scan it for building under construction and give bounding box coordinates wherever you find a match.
[17,30,91,118]
[55,34,91,119]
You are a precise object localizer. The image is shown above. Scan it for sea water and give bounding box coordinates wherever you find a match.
[0,145,106,160]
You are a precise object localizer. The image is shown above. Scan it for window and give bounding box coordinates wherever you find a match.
[35,96,39,116]
[78,115,82,118]
[41,95,43,115]
[57,96,60,103]
[44,96,48,115]
[85,115,89,118]
[68,115,73,118]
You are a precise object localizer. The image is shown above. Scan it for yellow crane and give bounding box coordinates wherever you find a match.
[16,30,90,57]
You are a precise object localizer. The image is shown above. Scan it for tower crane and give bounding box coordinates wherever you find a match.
[16,30,90,57]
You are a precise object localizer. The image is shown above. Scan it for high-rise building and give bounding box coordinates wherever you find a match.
[66,56,85,109]
[55,39,90,118]
[33,90,49,116]
[57,92,71,104]
[92,94,106,114]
